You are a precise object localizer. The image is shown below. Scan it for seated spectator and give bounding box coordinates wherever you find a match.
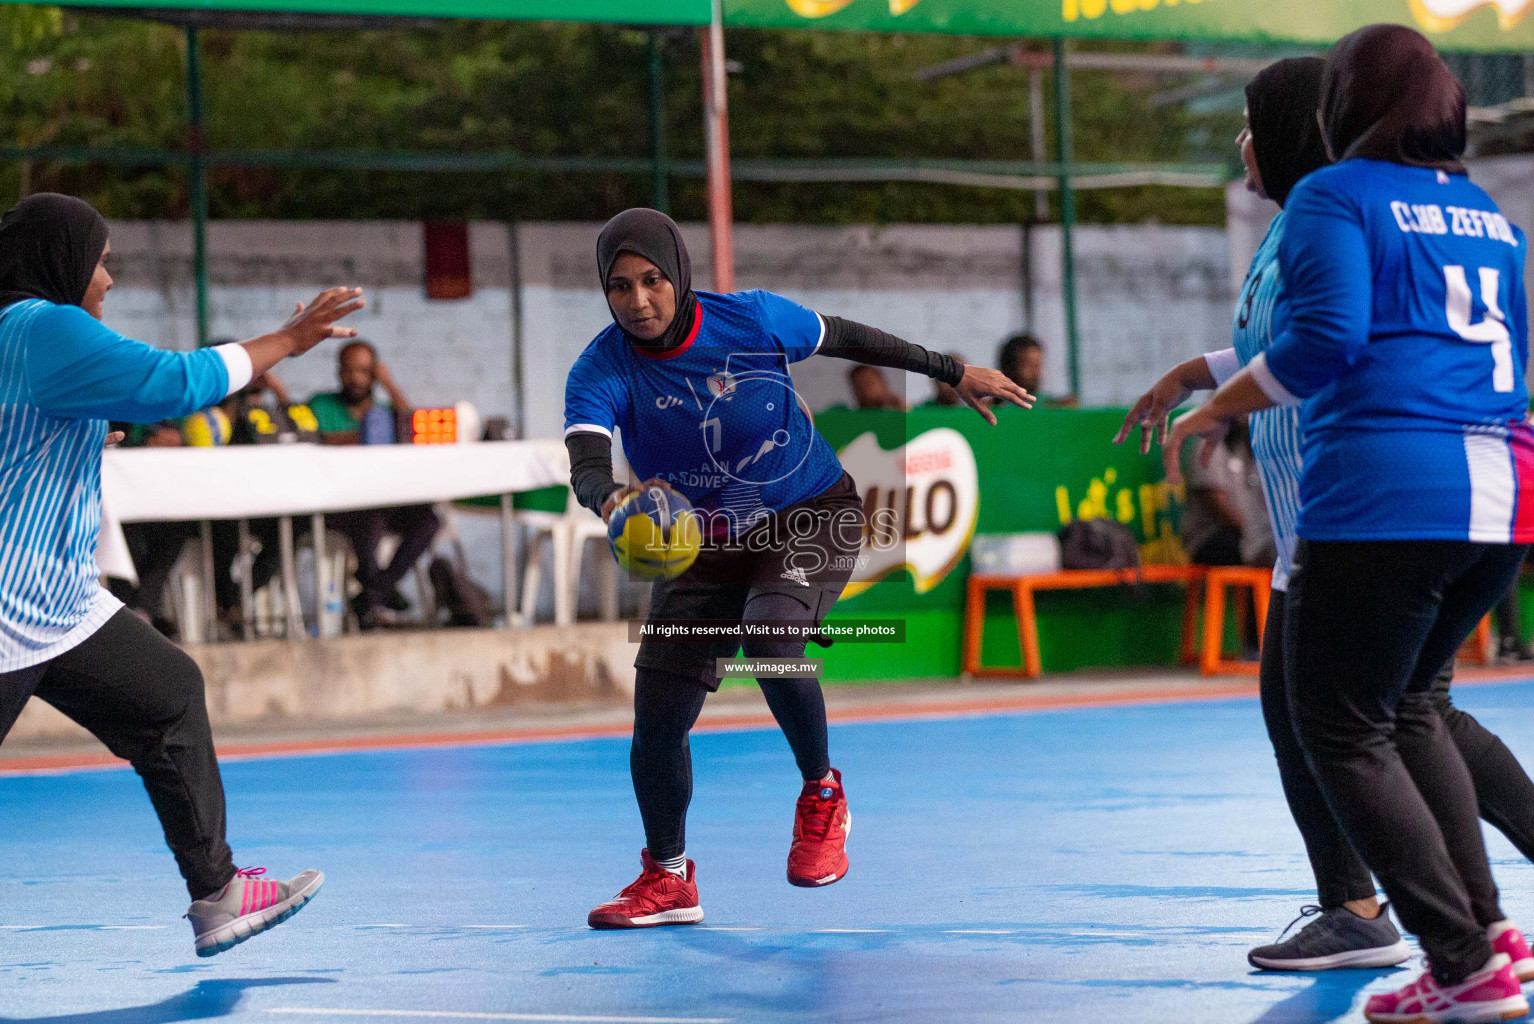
[307,340,439,630]
[1181,421,1270,650]
[220,362,320,446]
[848,364,905,411]
[105,421,199,637]
[1225,420,1277,571]
[208,371,320,634]
[1179,431,1245,568]
[999,333,1076,409]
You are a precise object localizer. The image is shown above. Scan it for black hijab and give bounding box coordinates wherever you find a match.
[1321,23,1466,174]
[0,193,109,313]
[1245,57,1330,207]
[596,208,698,352]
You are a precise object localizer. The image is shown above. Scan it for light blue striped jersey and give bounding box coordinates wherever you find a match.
[0,299,238,672]
[1224,211,1304,592]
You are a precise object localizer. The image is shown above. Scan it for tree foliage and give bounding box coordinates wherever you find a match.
[0,8,1240,224]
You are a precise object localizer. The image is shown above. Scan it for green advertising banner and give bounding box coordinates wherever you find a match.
[809,405,1195,682]
[724,0,1534,51]
[41,0,710,26]
[31,0,1534,49]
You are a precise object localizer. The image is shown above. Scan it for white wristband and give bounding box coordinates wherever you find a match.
[214,343,254,398]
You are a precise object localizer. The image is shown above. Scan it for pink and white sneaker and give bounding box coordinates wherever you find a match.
[1490,921,1534,984]
[1364,953,1527,1024]
[185,866,324,957]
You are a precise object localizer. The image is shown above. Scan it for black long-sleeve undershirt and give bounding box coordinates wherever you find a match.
[568,430,622,518]
[564,314,964,516]
[817,315,965,387]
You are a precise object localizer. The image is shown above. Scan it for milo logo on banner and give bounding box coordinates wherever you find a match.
[1412,0,1533,30]
[785,0,924,15]
[836,427,979,599]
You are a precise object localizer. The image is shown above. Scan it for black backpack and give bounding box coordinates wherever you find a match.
[428,548,495,628]
[1058,519,1142,572]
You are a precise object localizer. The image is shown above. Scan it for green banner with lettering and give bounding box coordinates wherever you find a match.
[32,0,1534,49]
[808,405,1196,682]
[42,0,711,26]
[724,0,1534,51]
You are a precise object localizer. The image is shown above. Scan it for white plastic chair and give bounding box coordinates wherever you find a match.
[517,490,615,626]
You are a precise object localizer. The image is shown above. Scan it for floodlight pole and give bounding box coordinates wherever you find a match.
[648,31,669,214]
[700,0,735,292]
[185,26,210,348]
[1052,37,1081,401]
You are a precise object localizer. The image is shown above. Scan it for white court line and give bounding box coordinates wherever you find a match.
[694,927,762,932]
[356,924,411,928]
[810,929,887,934]
[266,1010,731,1024]
[461,925,528,929]
[0,925,165,930]
[944,930,1015,935]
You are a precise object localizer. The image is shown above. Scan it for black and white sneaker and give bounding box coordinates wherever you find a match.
[1248,903,1412,971]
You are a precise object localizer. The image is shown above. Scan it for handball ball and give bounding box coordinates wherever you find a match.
[181,407,232,447]
[608,486,702,581]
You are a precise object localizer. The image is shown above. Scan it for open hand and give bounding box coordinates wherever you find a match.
[280,288,366,356]
[1161,406,1231,486]
[1115,372,1195,455]
[953,365,1034,426]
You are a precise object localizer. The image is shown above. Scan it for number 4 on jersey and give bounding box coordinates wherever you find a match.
[1444,265,1514,393]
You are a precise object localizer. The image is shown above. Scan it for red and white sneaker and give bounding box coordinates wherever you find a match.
[1364,953,1528,1023]
[787,767,850,888]
[587,850,704,929]
[1491,921,1534,983]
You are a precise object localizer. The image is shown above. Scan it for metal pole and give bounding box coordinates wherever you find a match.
[311,512,331,637]
[1052,37,1081,401]
[237,517,254,638]
[508,223,525,440]
[278,514,304,639]
[648,31,669,214]
[185,26,210,348]
[1029,67,1047,223]
[501,493,517,627]
[199,520,217,642]
[700,0,735,292]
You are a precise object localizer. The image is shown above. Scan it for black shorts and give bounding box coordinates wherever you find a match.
[635,472,864,689]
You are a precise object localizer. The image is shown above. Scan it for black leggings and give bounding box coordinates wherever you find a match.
[0,609,237,900]
[632,590,832,862]
[1261,589,1534,909]
[1283,539,1527,984]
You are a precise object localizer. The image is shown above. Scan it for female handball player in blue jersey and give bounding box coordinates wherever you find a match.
[1167,26,1534,1023]
[0,194,364,957]
[566,208,1031,927]
[1127,56,1534,977]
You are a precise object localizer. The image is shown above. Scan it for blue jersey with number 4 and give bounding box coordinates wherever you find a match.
[1257,159,1534,543]
[564,289,844,534]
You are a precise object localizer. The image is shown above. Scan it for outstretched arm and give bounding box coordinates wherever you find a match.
[817,315,1034,424]
[30,288,365,423]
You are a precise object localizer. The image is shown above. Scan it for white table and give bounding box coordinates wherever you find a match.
[95,440,570,638]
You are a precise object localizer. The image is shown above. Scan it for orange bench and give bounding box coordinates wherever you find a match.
[964,564,1498,680]
[1199,566,1272,676]
[963,565,1207,679]
[1460,616,1497,665]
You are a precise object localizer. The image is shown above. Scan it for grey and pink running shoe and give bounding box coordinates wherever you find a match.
[185,866,324,957]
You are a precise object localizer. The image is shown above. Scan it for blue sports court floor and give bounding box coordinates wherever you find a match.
[7,677,1534,1024]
